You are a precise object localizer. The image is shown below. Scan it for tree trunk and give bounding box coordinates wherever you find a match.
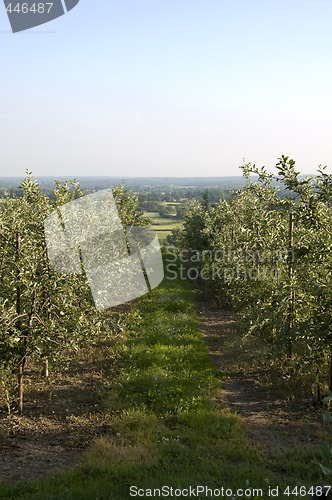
[18,361,24,415]
[274,250,279,285]
[43,359,49,378]
[42,248,50,379]
[16,232,25,415]
[288,213,295,357]
[329,350,332,393]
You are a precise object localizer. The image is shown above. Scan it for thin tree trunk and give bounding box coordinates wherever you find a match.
[329,350,332,393]
[288,213,295,357]
[43,359,49,378]
[42,248,50,379]
[274,250,279,285]
[18,362,24,415]
[255,224,259,276]
[16,232,24,415]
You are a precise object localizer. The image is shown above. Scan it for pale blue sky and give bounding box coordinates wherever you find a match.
[1,0,332,177]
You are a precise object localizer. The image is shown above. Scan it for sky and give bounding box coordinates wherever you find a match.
[1,0,332,178]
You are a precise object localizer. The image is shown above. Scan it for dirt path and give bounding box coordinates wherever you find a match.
[197,301,325,451]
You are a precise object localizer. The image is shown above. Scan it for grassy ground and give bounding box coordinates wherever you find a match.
[156,230,172,242]
[144,211,183,242]
[0,258,326,499]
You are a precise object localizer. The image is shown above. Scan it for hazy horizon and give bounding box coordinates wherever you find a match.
[0,174,252,179]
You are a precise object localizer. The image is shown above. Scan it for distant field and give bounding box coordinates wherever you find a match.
[143,211,160,218]
[154,224,181,230]
[153,218,180,225]
[144,212,182,226]
[156,230,173,242]
[144,211,183,242]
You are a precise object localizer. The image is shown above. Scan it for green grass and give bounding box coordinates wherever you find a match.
[154,224,182,233]
[144,211,181,226]
[143,211,160,218]
[153,219,179,226]
[0,257,324,499]
[156,230,173,242]
[143,211,183,242]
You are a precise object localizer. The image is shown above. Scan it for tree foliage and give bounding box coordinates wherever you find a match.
[0,172,146,413]
[173,156,332,392]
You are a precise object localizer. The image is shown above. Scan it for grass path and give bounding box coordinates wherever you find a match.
[0,259,323,499]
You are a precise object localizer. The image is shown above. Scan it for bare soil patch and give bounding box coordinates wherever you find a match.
[196,300,328,452]
[0,339,116,483]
